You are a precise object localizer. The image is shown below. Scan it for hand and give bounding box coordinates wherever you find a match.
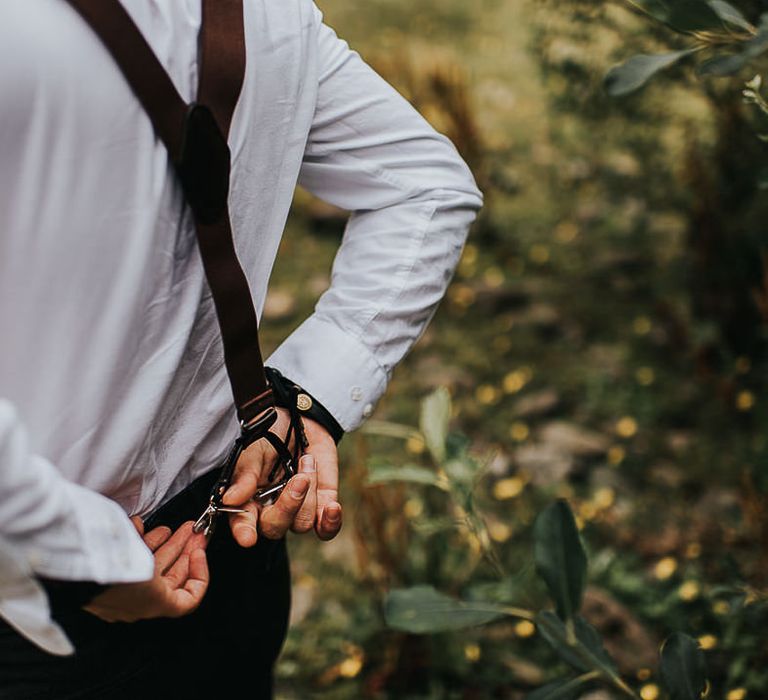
[84,519,209,623]
[221,409,343,546]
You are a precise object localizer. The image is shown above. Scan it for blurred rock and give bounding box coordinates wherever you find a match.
[589,466,630,493]
[513,389,560,418]
[303,196,347,222]
[603,150,641,178]
[515,443,574,486]
[595,250,651,275]
[538,421,609,457]
[262,289,296,320]
[519,303,560,329]
[585,344,623,376]
[649,461,686,488]
[501,655,545,685]
[487,451,512,477]
[308,273,330,296]
[474,286,530,313]
[412,354,472,389]
[320,527,359,574]
[666,430,692,454]
[289,577,316,626]
[582,587,657,672]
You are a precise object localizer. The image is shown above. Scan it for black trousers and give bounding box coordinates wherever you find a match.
[0,473,291,700]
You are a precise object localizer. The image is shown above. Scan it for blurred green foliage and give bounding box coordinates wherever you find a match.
[260,0,768,697]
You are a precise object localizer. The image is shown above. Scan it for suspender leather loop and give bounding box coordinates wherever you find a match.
[198,0,247,137]
[177,104,231,225]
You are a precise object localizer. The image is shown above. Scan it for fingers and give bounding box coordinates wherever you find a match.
[163,548,209,617]
[84,523,210,624]
[131,516,145,536]
[154,521,195,574]
[222,423,284,506]
[166,548,210,617]
[164,552,190,590]
[309,429,341,540]
[143,525,172,552]
[184,548,209,601]
[222,467,259,507]
[229,499,260,548]
[317,501,343,541]
[165,526,207,584]
[259,474,310,539]
[291,455,317,534]
[161,526,210,617]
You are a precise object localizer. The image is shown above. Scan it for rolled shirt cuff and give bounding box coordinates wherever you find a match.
[0,536,74,656]
[27,479,155,585]
[266,314,388,432]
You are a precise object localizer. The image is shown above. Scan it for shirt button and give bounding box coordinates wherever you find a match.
[28,550,43,569]
[350,387,363,401]
[362,403,374,418]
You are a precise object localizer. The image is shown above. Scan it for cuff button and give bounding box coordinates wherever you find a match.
[350,386,363,401]
[296,393,313,411]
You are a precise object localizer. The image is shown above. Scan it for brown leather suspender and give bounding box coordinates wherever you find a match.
[65,0,273,428]
[65,0,300,534]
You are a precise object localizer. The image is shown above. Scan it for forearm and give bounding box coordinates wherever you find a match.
[268,7,482,430]
[0,399,154,651]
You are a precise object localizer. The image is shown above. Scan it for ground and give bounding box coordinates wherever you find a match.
[259,0,767,697]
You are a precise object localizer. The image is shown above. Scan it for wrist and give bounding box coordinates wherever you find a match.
[265,367,344,444]
[38,578,109,613]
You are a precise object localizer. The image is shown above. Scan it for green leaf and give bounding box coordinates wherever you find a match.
[443,457,476,485]
[534,500,587,620]
[420,387,451,462]
[757,167,768,189]
[743,16,768,59]
[366,464,448,489]
[700,16,768,76]
[360,419,421,440]
[633,0,730,31]
[526,678,582,700]
[699,53,748,76]
[707,0,752,30]
[536,611,617,676]
[384,585,507,633]
[632,0,674,24]
[660,633,708,700]
[605,50,695,96]
[667,0,726,31]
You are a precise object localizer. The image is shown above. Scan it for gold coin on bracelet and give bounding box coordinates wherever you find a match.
[296,393,313,411]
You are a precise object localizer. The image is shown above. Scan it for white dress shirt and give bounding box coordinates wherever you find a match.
[0,0,482,653]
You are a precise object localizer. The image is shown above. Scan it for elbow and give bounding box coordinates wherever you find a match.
[425,140,484,219]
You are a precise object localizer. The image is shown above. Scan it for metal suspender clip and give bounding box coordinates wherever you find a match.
[192,407,301,537]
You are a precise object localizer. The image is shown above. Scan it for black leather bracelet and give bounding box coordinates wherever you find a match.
[265,367,345,445]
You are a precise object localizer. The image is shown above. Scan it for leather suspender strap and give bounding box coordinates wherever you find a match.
[198,0,246,137]
[65,0,274,427]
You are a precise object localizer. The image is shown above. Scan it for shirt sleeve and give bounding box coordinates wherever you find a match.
[266,5,483,432]
[0,535,73,656]
[0,399,154,653]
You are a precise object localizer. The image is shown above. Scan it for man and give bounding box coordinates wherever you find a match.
[0,0,482,697]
